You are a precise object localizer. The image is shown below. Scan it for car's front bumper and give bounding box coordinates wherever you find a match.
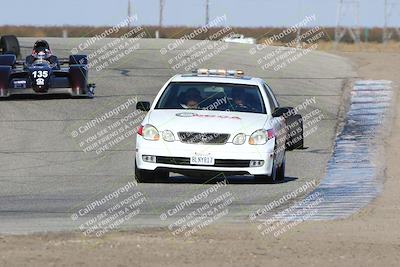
[0,87,91,97]
[136,136,276,176]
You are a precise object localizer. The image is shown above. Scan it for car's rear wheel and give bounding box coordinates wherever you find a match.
[286,114,304,150]
[135,162,169,183]
[0,35,20,58]
[69,65,88,95]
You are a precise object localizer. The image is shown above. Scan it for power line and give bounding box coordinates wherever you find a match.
[205,0,210,25]
[127,0,133,28]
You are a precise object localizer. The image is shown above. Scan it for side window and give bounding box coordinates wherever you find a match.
[263,83,278,112]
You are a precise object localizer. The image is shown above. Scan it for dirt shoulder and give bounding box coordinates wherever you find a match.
[1,52,400,267]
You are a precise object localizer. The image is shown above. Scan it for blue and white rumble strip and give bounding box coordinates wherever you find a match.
[284,80,393,220]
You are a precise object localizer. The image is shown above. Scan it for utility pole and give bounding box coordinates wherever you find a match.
[205,0,210,25]
[334,0,361,48]
[127,0,133,28]
[383,0,400,44]
[296,0,304,48]
[159,0,165,27]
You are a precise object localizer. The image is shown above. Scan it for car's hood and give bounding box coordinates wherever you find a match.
[146,109,270,134]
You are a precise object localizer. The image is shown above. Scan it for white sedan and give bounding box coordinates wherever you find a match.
[223,34,256,44]
[135,69,303,183]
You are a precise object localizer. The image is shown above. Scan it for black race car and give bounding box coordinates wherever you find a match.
[0,36,95,98]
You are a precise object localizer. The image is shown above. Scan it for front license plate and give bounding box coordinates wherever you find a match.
[190,155,215,165]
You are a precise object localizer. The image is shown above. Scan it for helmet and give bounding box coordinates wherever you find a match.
[32,40,51,58]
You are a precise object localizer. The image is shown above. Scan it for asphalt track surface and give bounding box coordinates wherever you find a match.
[0,37,356,234]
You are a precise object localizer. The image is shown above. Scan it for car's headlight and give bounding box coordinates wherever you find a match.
[232,133,246,145]
[140,124,160,141]
[249,129,274,145]
[162,130,175,142]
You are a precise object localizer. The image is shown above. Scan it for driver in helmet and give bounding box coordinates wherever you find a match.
[33,40,51,58]
[26,40,59,68]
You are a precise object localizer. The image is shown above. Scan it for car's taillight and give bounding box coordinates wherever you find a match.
[137,125,143,136]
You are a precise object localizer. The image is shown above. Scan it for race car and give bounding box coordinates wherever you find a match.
[135,69,303,183]
[0,37,95,98]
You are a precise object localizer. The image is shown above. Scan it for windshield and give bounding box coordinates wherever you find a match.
[155,82,266,114]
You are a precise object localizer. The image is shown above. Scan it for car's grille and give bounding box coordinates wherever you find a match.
[156,156,251,168]
[177,132,230,144]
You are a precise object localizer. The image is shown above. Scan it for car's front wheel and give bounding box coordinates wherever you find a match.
[254,153,285,183]
[135,162,169,183]
[254,163,277,183]
[276,154,286,181]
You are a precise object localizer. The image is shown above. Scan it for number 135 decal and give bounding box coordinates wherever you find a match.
[32,70,49,78]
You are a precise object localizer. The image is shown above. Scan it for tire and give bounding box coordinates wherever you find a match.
[0,66,11,91]
[255,164,277,184]
[69,65,88,95]
[135,162,169,183]
[286,114,304,150]
[276,154,286,181]
[135,164,155,183]
[0,35,20,58]
[155,170,169,182]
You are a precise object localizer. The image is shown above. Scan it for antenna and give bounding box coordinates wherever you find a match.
[205,0,210,25]
[159,0,165,27]
[383,0,400,44]
[334,0,361,47]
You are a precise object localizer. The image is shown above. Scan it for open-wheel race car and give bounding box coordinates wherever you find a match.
[0,36,95,98]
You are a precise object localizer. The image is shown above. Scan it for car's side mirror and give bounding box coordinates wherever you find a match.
[273,107,289,117]
[136,101,151,112]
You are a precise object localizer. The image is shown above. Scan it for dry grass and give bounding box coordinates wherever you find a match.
[1,25,398,42]
[316,41,400,52]
[1,25,399,52]
[256,38,400,53]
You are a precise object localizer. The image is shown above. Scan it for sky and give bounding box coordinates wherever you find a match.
[1,0,399,27]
